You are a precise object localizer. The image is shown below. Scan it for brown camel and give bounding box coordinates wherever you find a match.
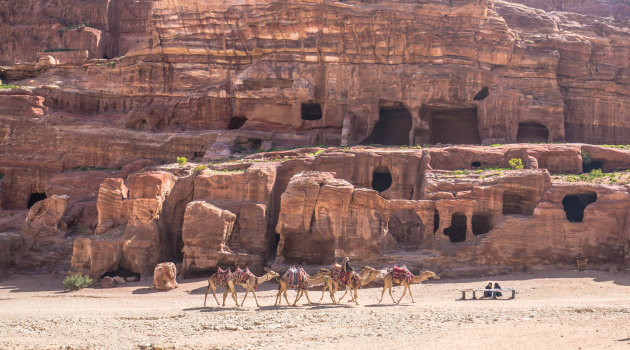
[203,268,238,307]
[319,266,381,305]
[233,269,280,307]
[275,267,335,306]
[379,268,439,304]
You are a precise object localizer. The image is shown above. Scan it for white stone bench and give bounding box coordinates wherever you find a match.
[460,288,515,300]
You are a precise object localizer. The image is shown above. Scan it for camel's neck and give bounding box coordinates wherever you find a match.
[256,273,274,284]
[307,276,327,286]
[413,273,433,283]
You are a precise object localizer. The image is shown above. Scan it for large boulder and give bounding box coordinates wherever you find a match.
[21,195,68,250]
[181,201,236,273]
[153,262,178,291]
[70,237,123,279]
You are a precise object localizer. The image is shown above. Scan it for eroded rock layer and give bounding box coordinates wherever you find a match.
[2,0,630,277]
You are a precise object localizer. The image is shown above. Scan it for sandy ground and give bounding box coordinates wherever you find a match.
[1,269,630,350]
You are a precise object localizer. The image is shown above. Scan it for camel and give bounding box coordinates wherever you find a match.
[379,267,439,304]
[319,266,381,305]
[203,268,238,307]
[275,267,335,306]
[232,269,280,307]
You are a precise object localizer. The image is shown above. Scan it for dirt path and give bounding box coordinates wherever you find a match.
[1,270,629,349]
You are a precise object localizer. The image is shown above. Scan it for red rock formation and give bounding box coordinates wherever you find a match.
[3,0,630,277]
[153,262,178,291]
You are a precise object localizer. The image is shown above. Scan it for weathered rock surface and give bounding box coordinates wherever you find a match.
[4,0,630,277]
[153,262,178,291]
[181,201,236,272]
[70,236,123,278]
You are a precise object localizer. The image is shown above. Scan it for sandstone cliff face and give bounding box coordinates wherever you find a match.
[2,0,630,277]
[60,144,630,278]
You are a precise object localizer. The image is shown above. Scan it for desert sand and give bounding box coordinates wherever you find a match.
[1,269,629,350]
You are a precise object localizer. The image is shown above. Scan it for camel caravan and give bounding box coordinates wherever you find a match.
[203,259,440,307]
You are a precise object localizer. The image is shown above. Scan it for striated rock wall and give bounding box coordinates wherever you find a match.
[59,145,630,278]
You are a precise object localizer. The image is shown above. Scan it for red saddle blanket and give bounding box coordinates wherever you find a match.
[331,265,359,288]
[216,267,232,286]
[392,266,414,282]
[233,267,256,287]
[284,267,309,289]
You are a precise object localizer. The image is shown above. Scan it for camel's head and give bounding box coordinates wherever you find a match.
[266,270,280,278]
[424,271,440,280]
[318,268,332,275]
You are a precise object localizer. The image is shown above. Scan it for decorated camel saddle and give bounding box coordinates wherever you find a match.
[233,267,257,288]
[391,265,414,283]
[284,266,310,289]
[216,267,232,286]
[330,264,360,288]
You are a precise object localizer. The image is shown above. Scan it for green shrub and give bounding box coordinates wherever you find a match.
[105,61,115,68]
[62,274,93,290]
[193,164,207,173]
[508,158,524,170]
[0,84,18,89]
[176,157,187,166]
[588,169,604,178]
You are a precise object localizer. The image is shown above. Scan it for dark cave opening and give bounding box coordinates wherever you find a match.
[444,212,467,243]
[228,116,247,130]
[388,209,424,245]
[301,103,323,121]
[371,167,392,193]
[502,189,538,216]
[27,193,47,209]
[101,267,141,280]
[516,122,549,143]
[473,87,490,101]
[362,103,412,145]
[472,212,494,236]
[434,209,440,234]
[421,105,481,145]
[582,160,603,173]
[250,138,262,150]
[471,161,481,168]
[562,192,597,223]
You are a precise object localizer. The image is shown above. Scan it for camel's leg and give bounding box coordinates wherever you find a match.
[229,283,239,306]
[283,289,290,305]
[353,287,359,305]
[252,289,261,307]
[338,287,349,302]
[293,289,302,306]
[222,289,229,306]
[275,285,283,306]
[397,283,409,304]
[328,281,337,304]
[379,282,387,304]
[203,282,211,306]
[241,288,250,307]
[319,284,328,302]
[409,284,416,303]
[389,285,396,303]
[303,289,313,306]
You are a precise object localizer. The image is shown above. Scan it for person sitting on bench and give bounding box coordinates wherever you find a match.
[494,282,503,297]
[483,282,493,297]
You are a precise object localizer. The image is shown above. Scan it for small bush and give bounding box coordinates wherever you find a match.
[193,164,207,173]
[588,169,604,178]
[62,274,93,290]
[176,157,187,166]
[508,158,524,170]
[105,61,115,68]
[0,84,19,90]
